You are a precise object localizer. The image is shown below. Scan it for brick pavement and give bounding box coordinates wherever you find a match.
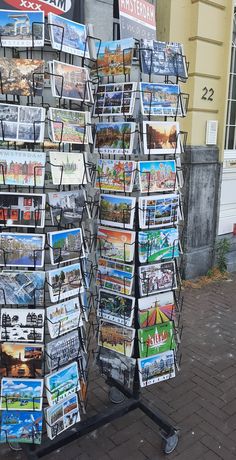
[3,274,236,460]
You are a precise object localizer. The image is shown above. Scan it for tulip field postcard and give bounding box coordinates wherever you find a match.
[138,291,176,328]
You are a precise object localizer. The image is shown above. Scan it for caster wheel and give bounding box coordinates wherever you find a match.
[162,433,179,454]
[108,387,125,404]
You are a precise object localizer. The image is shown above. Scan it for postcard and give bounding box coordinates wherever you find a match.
[48,189,88,226]
[140,39,188,79]
[96,258,134,296]
[96,38,134,77]
[97,226,135,262]
[50,60,92,102]
[138,292,176,328]
[0,59,44,97]
[99,194,136,229]
[46,331,83,371]
[138,228,179,263]
[0,343,43,378]
[97,348,136,390]
[143,121,181,155]
[48,107,91,144]
[138,322,175,358]
[94,122,135,155]
[98,320,135,357]
[0,104,45,143]
[49,152,87,185]
[95,159,135,193]
[46,297,83,339]
[139,261,177,296]
[138,160,177,193]
[48,13,89,58]
[97,289,135,327]
[0,377,43,411]
[0,233,45,268]
[0,271,45,306]
[0,410,43,444]
[94,82,137,117]
[0,192,46,228]
[45,361,80,406]
[0,308,45,343]
[139,194,179,229]
[45,394,80,440]
[0,10,44,47]
[0,150,46,187]
[138,350,175,387]
[47,263,84,303]
[140,82,184,117]
[48,227,84,266]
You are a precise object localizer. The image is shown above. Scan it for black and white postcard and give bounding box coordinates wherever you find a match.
[0,308,45,343]
[46,331,83,371]
[48,189,88,226]
[97,348,136,390]
[0,104,45,143]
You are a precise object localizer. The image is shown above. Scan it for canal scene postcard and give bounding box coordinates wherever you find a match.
[0,343,44,378]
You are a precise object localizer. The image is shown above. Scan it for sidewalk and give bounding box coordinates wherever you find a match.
[3,273,236,460]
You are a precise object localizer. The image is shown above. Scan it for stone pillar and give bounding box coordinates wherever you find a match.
[182,146,221,279]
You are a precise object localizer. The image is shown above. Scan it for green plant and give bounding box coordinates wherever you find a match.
[215,239,230,273]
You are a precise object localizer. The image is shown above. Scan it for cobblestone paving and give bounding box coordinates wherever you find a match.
[3,274,236,460]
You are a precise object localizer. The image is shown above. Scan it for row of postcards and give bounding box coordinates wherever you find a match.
[0,10,187,81]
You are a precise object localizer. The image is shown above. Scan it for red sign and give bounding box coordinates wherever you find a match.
[0,0,73,16]
[119,0,156,28]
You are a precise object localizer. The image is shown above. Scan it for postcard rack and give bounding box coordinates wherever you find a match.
[0,16,189,458]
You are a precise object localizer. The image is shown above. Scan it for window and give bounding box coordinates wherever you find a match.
[225,9,236,149]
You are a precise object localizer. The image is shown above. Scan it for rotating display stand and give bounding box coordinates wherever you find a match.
[0,18,189,458]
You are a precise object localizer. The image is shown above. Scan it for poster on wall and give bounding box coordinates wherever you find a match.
[0,0,80,19]
[118,0,156,40]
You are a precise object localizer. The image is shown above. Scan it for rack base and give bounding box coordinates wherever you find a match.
[22,395,179,459]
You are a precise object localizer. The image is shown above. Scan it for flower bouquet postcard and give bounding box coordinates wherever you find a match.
[95,159,135,193]
[138,160,176,193]
[138,322,175,358]
[97,288,135,327]
[48,108,91,144]
[45,361,80,406]
[46,297,83,339]
[97,226,135,262]
[94,122,135,155]
[0,192,46,228]
[45,394,80,440]
[139,261,177,296]
[138,350,175,387]
[0,10,44,47]
[48,189,88,226]
[0,104,45,143]
[94,82,137,117]
[49,152,87,185]
[0,342,44,378]
[46,331,82,371]
[139,193,179,229]
[0,58,44,97]
[0,377,43,411]
[138,292,176,328]
[0,233,45,268]
[48,13,89,58]
[97,347,136,390]
[48,227,84,266]
[143,121,181,155]
[95,38,134,77]
[0,308,45,343]
[98,320,135,357]
[0,150,46,187]
[0,271,45,306]
[140,82,184,117]
[50,60,92,102]
[47,262,84,303]
[96,258,134,296]
[0,410,43,445]
[99,194,136,229]
[140,39,187,79]
[138,228,179,263]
